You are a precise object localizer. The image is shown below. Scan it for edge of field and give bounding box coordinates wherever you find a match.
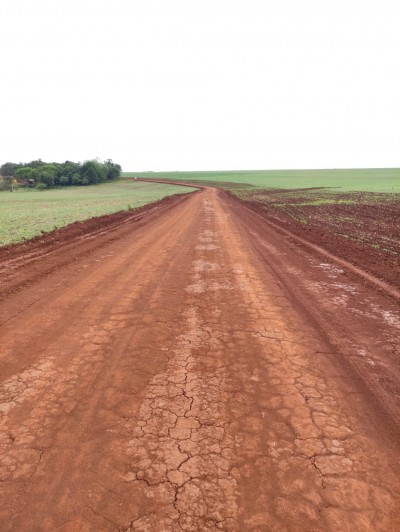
[0,179,199,249]
[0,185,199,261]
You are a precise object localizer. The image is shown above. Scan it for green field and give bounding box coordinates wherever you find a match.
[0,180,195,246]
[124,169,400,193]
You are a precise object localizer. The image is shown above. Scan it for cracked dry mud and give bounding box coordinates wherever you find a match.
[0,188,400,530]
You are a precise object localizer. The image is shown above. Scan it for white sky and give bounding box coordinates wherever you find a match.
[1,0,399,171]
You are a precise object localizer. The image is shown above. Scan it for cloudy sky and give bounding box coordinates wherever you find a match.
[1,0,399,171]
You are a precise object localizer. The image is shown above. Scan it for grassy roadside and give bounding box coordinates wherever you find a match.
[0,179,195,246]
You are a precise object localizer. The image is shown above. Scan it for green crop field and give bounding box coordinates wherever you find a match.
[124,168,400,193]
[0,180,195,246]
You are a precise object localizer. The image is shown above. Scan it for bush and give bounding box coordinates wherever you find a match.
[36,183,47,190]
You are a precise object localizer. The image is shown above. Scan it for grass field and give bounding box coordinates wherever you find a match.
[124,168,400,193]
[0,180,194,246]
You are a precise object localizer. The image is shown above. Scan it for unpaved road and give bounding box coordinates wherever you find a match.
[0,187,400,531]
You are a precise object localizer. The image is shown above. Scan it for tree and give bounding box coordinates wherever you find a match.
[1,162,19,176]
[27,159,45,169]
[104,159,121,180]
[56,161,81,185]
[80,160,106,184]
[71,174,83,186]
[15,166,35,181]
[36,164,57,187]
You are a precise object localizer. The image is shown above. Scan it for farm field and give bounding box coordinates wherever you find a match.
[124,167,400,192]
[1,175,400,529]
[0,179,194,246]
[235,187,400,289]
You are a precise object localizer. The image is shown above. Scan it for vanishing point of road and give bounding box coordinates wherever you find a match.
[0,186,399,530]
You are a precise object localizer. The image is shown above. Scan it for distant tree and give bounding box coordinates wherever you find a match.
[80,160,106,184]
[56,161,81,184]
[27,159,46,169]
[36,164,58,187]
[1,162,19,176]
[71,174,83,186]
[104,159,121,180]
[15,166,35,181]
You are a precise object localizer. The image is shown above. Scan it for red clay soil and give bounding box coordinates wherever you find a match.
[0,187,400,530]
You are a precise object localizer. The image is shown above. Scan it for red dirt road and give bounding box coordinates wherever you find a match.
[0,188,400,531]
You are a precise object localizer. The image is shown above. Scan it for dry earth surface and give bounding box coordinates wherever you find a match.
[236,188,400,290]
[0,186,400,531]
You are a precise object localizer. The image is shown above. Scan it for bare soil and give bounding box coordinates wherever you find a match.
[0,187,400,530]
[236,188,400,290]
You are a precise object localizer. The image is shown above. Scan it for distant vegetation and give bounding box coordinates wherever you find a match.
[1,159,121,189]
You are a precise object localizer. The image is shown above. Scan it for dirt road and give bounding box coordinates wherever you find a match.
[0,187,400,531]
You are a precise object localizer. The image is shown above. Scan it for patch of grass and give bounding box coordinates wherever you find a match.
[123,168,400,193]
[0,180,195,246]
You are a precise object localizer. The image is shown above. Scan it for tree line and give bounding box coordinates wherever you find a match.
[0,159,121,188]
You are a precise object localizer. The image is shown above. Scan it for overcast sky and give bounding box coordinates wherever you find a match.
[1,0,399,171]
